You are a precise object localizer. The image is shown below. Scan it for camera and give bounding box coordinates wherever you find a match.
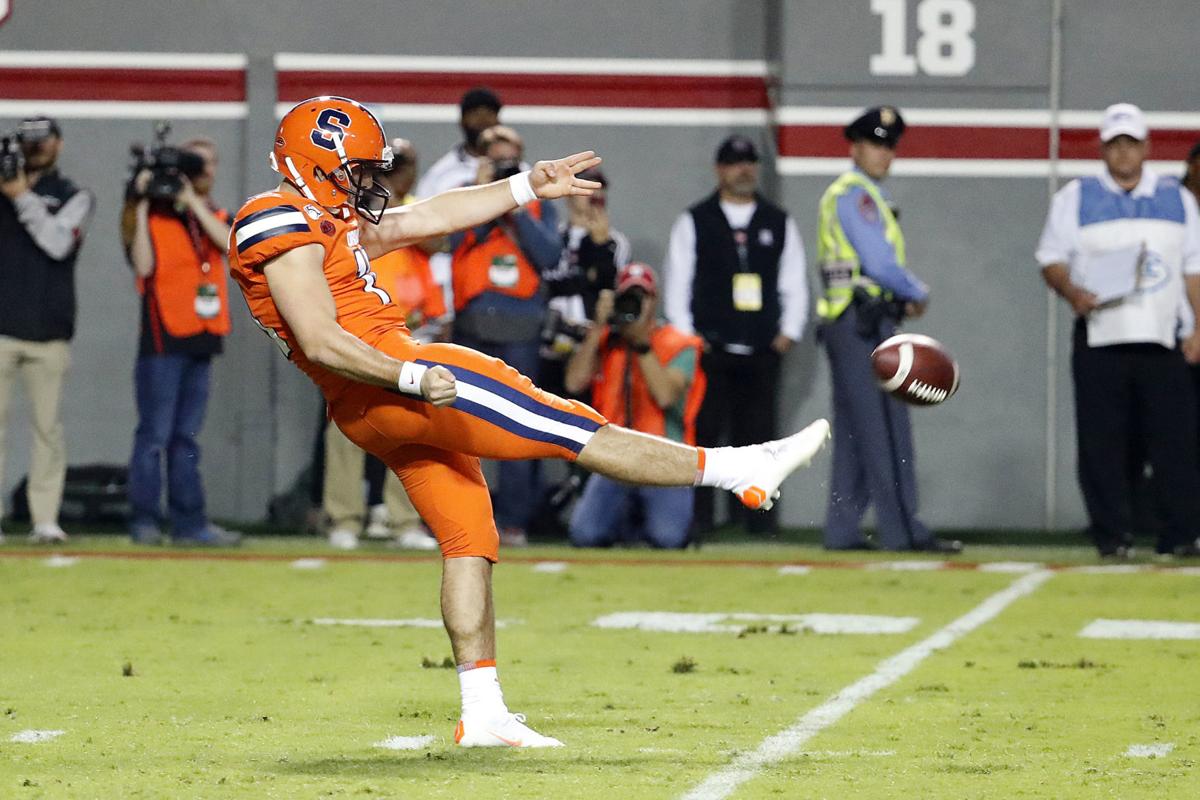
[540,307,590,356]
[0,133,23,182]
[128,122,206,202]
[609,287,646,327]
[491,158,522,182]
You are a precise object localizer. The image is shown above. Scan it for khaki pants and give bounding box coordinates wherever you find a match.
[323,420,418,530]
[0,336,70,526]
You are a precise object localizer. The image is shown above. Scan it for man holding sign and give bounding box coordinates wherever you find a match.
[1037,102,1200,558]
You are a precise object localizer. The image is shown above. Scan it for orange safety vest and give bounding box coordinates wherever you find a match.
[592,324,707,444]
[371,245,447,324]
[451,201,543,311]
[139,208,231,338]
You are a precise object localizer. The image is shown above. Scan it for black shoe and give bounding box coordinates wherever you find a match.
[913,538,963,554]
[826,541,879,552]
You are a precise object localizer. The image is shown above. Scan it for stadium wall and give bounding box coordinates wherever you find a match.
[0,0,1196,531]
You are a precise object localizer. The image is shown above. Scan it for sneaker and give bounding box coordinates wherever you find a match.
[454,712,564,748]
[393,523,438,551]
[327,527,359,550]
[498,526,529,548]
[734,418,831,511]
[29,523,69,544]
[173,525,242,548]
[130,525,164,546]
[364,504,392,539]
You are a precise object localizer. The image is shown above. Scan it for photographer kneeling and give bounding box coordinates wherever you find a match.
[564,263,706,549]
[120,136,238,547]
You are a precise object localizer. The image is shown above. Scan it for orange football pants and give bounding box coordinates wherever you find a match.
[328,330,607,562]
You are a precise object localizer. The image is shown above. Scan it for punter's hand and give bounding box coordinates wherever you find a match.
[529,151,602,200]
[421,365,457,406]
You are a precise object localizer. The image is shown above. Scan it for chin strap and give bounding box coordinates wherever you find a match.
[283,155,320,203]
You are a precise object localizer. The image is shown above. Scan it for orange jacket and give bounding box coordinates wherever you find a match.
[139,209,231,339]
[592,324,706,444]
[371,245,447,324]
[451,201,543,311]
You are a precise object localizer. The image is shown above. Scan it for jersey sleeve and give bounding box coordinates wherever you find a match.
[231,201,327,270]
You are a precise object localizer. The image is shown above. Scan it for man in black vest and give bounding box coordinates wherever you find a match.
[0,116,94,544]
[663,135,808,535]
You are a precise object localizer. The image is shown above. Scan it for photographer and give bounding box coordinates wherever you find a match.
[564,263,706,549]
[449,124,562,547]
[0,116,94,544]
[540,167,631,395]
[120,135,237,547]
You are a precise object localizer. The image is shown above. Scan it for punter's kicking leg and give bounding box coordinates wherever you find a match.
[331,335,830,747]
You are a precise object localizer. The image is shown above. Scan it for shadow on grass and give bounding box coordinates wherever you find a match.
[273,749,681,779]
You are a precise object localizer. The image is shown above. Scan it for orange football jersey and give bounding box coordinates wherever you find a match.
[227,191,407,398]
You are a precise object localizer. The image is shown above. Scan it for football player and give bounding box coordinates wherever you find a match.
[228,96,830,747]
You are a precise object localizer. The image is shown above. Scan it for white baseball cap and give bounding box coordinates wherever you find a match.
[1100,103,1148,143]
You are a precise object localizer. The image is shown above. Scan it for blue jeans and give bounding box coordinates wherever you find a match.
[569,473,693,549]
[451,332,544,530]
[128,354,212,537]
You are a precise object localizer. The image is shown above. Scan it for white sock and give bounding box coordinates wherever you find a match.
[458,662,507,721]
[695,446,754,491]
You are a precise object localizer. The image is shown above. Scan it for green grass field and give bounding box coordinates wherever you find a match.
[1,536,1197,799]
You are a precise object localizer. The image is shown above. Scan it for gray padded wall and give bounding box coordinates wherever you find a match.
[0,0,1194,530]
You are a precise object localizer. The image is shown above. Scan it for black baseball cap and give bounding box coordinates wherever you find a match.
[17,116,62,142]
[844,106,906,147]
[715,135,759,164]
[460,87,502,114]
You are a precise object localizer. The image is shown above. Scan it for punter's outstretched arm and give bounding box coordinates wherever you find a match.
[361,151,602,258]
[262,243,457,405]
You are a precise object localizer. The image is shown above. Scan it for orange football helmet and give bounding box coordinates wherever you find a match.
[271,96,393,223]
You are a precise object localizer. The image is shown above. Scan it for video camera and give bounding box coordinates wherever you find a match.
[0,133,22,183]
[128,122,206,202]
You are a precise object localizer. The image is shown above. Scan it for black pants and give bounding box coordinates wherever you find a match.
[1072,321,1200,554]
[693,348,780,534]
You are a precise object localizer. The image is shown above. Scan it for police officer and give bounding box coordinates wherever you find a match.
[816,106,960,553]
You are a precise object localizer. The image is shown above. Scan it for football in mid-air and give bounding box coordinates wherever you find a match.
[870,334,960,406]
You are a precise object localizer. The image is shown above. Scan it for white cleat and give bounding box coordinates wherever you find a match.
[29,524,69,544]
[327,527,359,550]
[734,418,831,511]
[455,712,564,748]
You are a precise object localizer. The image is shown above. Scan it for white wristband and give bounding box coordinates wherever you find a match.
[507,171,537,206]
[397,361,428,396]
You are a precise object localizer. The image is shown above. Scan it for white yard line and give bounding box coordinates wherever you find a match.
[592,611,919,636]
[10,730,65,743]
[777,565,812,575]
[1079,619,1200,640]
[291,558,326,570]
[43,555,79,568]
[532,561,568,573]
[866,560,946,571]
[311,618,512,629]
[1126,743,1174,758]
[979,562,1043,573]
[680,570,1054,800]
[374,734,435,750]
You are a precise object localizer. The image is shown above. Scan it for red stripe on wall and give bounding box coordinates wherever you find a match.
[277,71,770,109]
[779,124,1200,161]
[0,67,245,102]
